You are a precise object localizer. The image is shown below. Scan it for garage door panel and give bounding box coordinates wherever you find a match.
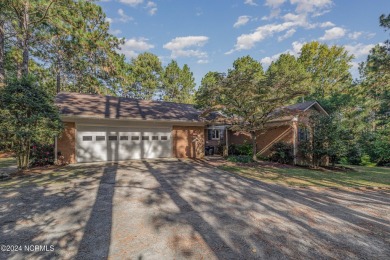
[77,131,107,163]
[76,126,171,162]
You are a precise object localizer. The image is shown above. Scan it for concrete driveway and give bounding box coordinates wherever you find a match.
[1,159,389,259]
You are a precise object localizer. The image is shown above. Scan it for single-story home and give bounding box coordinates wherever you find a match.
[55,92,328,164]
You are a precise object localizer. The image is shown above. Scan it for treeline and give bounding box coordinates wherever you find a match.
[0,0,195,103]
[196,15,389,166]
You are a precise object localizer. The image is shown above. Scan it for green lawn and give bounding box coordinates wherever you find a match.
[0,157,17,168]
[219,163,390,188]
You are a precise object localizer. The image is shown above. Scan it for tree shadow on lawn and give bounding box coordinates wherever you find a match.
[0,162,117,260]
[223,163,390,188]
[140,159,390,259]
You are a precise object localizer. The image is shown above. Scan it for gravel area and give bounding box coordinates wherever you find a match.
[0,159,389,259]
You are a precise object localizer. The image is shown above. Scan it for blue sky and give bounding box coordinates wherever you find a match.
[99,0,390,86]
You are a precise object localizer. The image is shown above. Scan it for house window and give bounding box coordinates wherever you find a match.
[96,136,105,141]
[161,136,168,141]
[142,136,149,141]
[108,136,118,141]
[131,136,140,141]
[83,136,92,141]
[120,136,128,141]
[152,136,159,140]
[298,128,309,141]
[207,129,220,140]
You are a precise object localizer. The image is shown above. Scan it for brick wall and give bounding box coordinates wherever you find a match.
[228,125,294,156]
[57,122,76,164]
[172,126,205,159]
[257,125,293,156]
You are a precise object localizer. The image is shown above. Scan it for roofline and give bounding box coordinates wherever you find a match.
[303,101,329,116]
[56,91,200,108]
[60,115,205,126]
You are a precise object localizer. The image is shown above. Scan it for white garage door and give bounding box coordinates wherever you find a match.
[76,125,172,163]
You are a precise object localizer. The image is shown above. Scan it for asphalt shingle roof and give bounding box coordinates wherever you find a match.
[55,92,327,123]
[55,92,203,122]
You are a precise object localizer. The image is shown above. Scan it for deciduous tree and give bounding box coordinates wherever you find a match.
[197,54,309,160]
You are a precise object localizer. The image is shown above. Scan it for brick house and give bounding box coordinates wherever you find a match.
[55,92,327,164]
[204,101,329,164]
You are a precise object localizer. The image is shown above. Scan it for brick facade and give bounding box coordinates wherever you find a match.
[172,126,205,159]
[57,122,76,164]
[227,125,293,156]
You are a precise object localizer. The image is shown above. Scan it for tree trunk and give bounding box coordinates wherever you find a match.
[251,131,257,161]
[21,2,30,77]
[0,19,4,85]
[56,71,61,93]
[26,139,31,169]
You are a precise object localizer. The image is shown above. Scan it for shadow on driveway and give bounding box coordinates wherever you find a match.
[0,159,389,259]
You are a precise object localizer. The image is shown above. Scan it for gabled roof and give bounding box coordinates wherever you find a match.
[55,93,328,124]
[283,100,328,116]
[55,92,203,122]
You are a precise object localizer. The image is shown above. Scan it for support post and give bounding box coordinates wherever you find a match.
[292,117,298,165]
[54,136,58,164]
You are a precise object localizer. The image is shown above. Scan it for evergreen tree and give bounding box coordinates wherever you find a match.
[161,61,196,103]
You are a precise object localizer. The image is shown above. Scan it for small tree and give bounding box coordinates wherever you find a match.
[299,114,348,167]
[0,76,62,169]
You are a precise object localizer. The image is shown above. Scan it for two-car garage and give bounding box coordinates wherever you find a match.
[55,92,205,164]
[76,125,172,163]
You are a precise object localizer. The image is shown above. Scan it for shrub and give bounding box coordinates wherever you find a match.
[346,144,362,165]
[360,154,376,167]
[228,142,252,156]
[256,154,270,161]
[269,142,294,164]
[227,155,253,163]
[30,144,55,167]
[237,142,252,156]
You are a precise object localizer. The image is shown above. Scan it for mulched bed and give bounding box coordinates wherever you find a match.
[0,152,15,158]
[9,165,65,177]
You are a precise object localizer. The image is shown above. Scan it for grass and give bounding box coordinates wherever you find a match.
[218,163,390,188]
[0,157,17,168]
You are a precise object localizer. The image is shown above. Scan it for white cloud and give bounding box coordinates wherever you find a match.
[120,38,154,58]
[228,0,335,53]
[227,22,298,53]
[260,41,305,66]
[234,16,251,28]
[320,21,335,28]
[197,59,209,64]
[348,31,362,40]
[163,36,209,59]
[146,1,157,15]
[278,28,296,41]
[319,27,346,41]
[244,0,257,6]
[118,9,133,22]
[283,12,308,26]
[110,29,122,35]
[119,0,143,6]
[290,0,333,13]
[105,17,113,24]
[344,43,375,58]
[262,8,281,20]
[265,0,286,8]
